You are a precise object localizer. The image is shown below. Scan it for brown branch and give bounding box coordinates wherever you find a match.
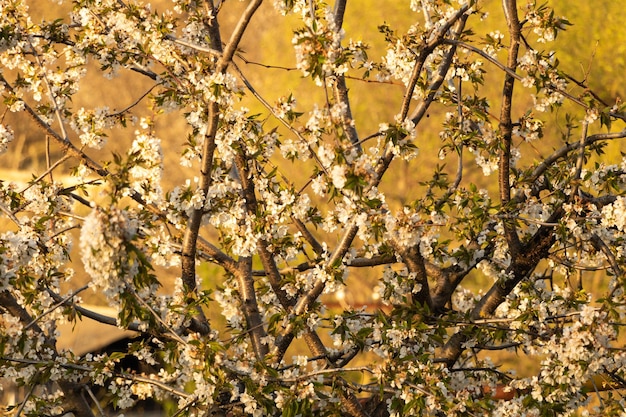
[197,236,239,274]
[216,0,263,74]
[439,206,562,368]
[408,8,470,124]
[236,258,270,359]
[178,0,223,335]
[301,326,370,417]
[271,225,360,361]
[332,75,361,152]
[250,253,396,277]
[498,0,522,256]
[528,129,626,184]
[590,234,624,299]
[257,240,295,308]
[294,218,325,256]
[180,0,266,336]
[178,111,215,334]
[392,242,433,310]
[0,291,46,336]
[330,0,360,153]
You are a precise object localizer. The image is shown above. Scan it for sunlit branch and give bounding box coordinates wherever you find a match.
[257,241,295,308]
[272,225,359,360]
[474,342,522,350]
[404,6,471,124]
[0,201,20,226]
[529,129,626,183]
[498,0,522,256]
[178,0,268,337]
[197,237,239,274]
[235,258,270,359]
[294,217,325,255]
[440,205,562,367]
[27,36,70,144]
[45,288,144,333]
[19,154,71,194]
[391,241,433,310]
[0,291,44,335]
[84,385,106,417]
[127,286,190,346]
[548,255,610,272]
[420,0,433,27]
[408,13,469,125]
[400,47,428,121]
[444,38,609,114]
[238,53,399,85]
[24,285,88,331]
[217,0,262,73]
[299,329,370,417]
[107,82,164,117]
[236,54,297,72]
[250,253,397,277]
[332,75,361,152]
[165,34,223,57]
[233,152,273,358]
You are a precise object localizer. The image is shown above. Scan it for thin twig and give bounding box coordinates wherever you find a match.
[19,154,72,194]
[108,82,164,117]
[26,36,70,142]
[165,34,223,57]
[84,385,107,417]
[25,285,89,331]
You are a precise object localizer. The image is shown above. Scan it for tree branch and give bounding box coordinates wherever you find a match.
[498,0,522,256]
[439,206,562,367]
[236,257,270,359]
[392,242,433,310]
[528,129,626,184]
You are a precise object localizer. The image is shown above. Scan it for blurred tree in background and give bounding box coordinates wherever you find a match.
[1,0,626,416]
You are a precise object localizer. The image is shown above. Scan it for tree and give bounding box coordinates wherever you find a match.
[1,0,626,415]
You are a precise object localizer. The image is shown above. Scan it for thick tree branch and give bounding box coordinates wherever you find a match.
[236,257,270,359]
[498,0,522,256]
[439,206,562,367]
[217,0,263,73]
[393,242,433,310]
[330,0,360,152]
[180,0,264,336]
[301,330,369,417]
